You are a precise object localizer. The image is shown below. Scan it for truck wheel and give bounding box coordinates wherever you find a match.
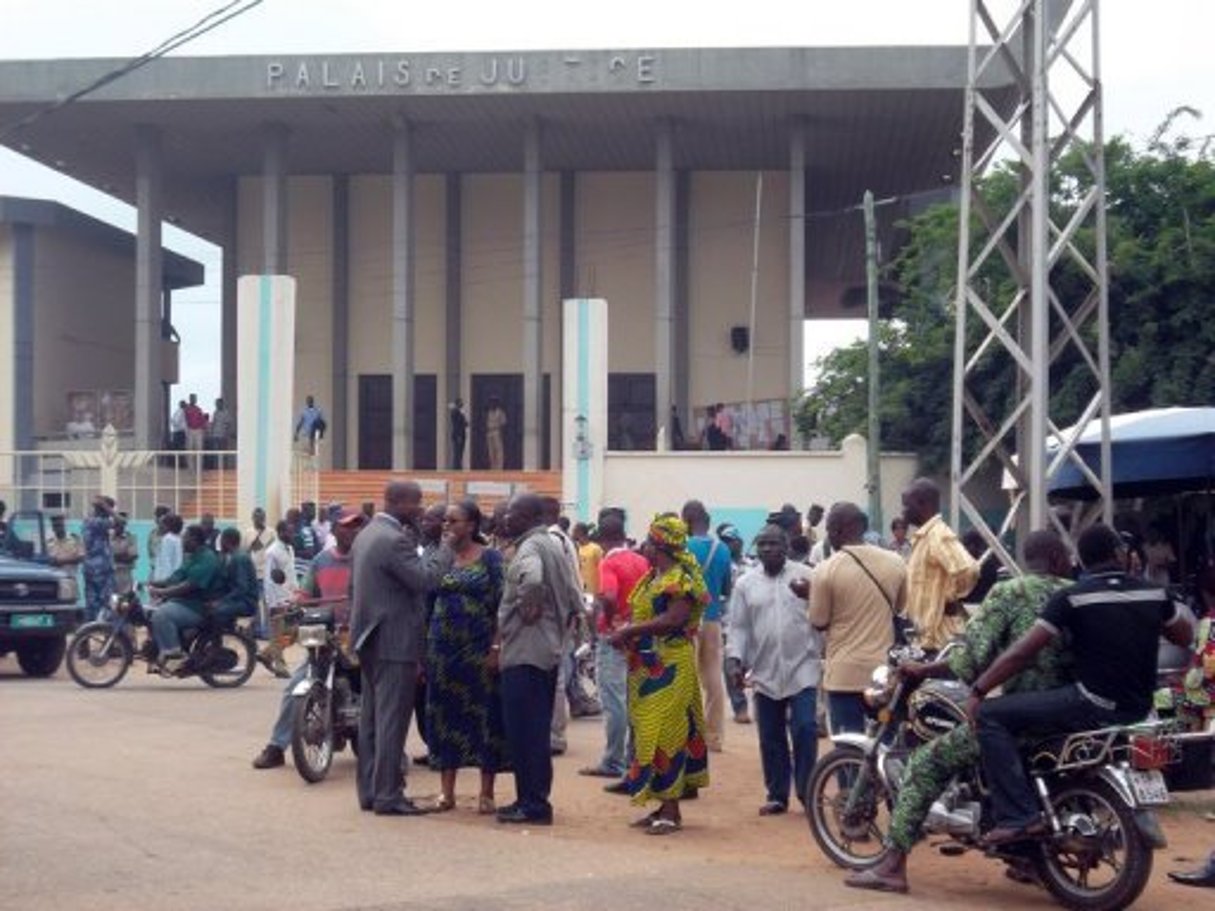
[16,637,67,677]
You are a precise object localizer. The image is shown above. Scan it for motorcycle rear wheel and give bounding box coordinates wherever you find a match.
[805,746,893,870]
[196,630,255,688]
[292,685,335,783]
[66,622,133,689]
[1034,778,1153,911]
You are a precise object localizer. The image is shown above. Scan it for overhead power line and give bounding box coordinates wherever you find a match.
[0,0,265,142]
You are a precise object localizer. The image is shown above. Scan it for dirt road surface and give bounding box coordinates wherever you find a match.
[1,653,1211,910]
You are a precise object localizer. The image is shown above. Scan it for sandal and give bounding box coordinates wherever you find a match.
[477,796,496,815]
[431,794,456,813]
[645,817,682,836]
[630,809,662,829]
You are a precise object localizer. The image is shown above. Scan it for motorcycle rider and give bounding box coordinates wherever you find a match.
[252,510,365,770]
[845,529,1075,893]
[966,523,1193,847]
[213,528,260,625]
[148,524,224,671]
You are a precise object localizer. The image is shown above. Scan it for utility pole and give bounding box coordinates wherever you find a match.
[863,190,882,533]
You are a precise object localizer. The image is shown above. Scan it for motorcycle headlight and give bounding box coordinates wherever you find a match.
[297,624,329,648]
[57,576,75,602]
[871,665,891,688]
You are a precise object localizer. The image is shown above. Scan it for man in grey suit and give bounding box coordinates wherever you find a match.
[350,480,451,815]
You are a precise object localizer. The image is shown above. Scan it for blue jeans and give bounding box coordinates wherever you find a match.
[150,601,203,656]
[501,664,558,819]
[826,691,867,736]
[978,684,1124,830]
[270,663,309,750]
[595,640,628,775]
[754,686,818,807]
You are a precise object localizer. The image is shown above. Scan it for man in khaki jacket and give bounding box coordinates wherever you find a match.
[806,501,907,735]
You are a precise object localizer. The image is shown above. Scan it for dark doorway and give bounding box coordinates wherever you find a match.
[470,373,551,470]
[413,375,437,470]
[358,375,391,469]
[357,374,437,470]
[608,373,656,451]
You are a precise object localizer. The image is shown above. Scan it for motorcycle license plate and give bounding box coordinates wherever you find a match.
[12,613,54,629]
[1127,769,1169,805]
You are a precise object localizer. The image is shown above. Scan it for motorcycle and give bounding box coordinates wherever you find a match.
[66,588,255,689]
[290,604,361,783]
[805,641,1183,911]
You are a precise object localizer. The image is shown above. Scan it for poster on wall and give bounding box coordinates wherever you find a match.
[65,391,98,438]
[690,398,791,450]
[99,390,134,432]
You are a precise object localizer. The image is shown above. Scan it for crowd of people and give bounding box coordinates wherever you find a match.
[33,475,1213,889]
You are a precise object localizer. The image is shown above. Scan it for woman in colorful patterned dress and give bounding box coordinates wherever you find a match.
[426,500,509,813]
[608,514,711,834]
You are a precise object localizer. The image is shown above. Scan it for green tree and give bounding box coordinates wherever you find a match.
[794,120,1215,472]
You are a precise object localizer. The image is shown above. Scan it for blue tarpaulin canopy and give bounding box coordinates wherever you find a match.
[1048,407,1215,499]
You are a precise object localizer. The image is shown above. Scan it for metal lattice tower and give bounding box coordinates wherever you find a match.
[952,0,1113,567]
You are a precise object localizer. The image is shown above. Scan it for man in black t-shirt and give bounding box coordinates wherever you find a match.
[964,524,1193,846]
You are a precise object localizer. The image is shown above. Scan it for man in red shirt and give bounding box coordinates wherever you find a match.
[183,393,208,466]
[578,514,648,782]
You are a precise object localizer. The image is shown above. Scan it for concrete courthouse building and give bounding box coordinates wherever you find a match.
[0,46,1007,471]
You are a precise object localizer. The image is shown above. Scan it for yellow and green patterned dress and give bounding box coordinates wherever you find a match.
[624,563,711,804]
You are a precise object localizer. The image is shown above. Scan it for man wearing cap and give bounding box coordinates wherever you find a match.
[253,511,366,770]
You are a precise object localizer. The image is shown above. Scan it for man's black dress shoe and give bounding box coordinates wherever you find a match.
[496,805,553,825]
[374,799,429,816]
[1168,856,1215,888]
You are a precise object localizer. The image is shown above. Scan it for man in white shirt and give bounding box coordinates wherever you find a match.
[241,507,275,637]
[151,513,184,583]
[726,524,821,816]
[169,400,187,452]
[259,519,298,677]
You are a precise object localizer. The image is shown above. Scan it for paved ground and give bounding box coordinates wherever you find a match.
[1,651,1212,911]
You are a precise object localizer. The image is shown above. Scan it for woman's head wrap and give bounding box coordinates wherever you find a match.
[646,513,710,606]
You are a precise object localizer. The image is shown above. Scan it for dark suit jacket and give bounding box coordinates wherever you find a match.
[349,513,449,662]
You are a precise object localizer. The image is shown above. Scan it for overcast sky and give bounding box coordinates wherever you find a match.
[1,0,1211,404]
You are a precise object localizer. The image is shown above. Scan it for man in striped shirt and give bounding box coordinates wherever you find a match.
[901,478,979,652]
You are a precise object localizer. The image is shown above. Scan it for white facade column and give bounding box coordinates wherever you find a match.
[134,124,163,450]
[789,119,807,401]
[391,118,416,469]
[236,275,296,524]
[654,120,676,448]
[522,119,543,469]
[562,298,608,523]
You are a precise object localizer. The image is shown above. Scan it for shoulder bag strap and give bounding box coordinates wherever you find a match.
[840,547,895,614]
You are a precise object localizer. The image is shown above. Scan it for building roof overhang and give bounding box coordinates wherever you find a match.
[0,47,1015,243]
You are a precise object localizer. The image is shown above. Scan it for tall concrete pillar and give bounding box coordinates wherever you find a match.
[522,119,543,470]
[261,124,289,274]
[134,125,163,450]
[654,120,676,449]
[789,119,807,401]
[221,178,238,415]
[331,176,350,469]
[673,170,690,438]
[444,173,463,470]
[391,118,416,470]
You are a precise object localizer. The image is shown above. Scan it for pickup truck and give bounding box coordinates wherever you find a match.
[0,512,82,677]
